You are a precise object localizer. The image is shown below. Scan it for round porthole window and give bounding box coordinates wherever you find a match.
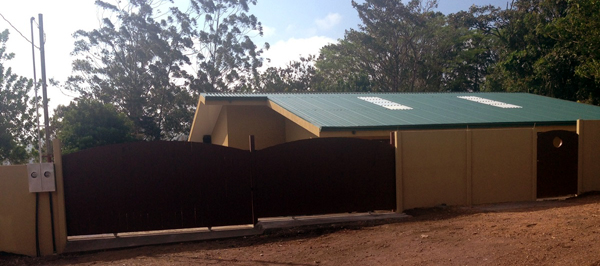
[553,136,563,148]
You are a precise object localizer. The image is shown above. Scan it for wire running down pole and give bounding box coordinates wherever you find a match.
[38,14,51,162]
[30,15,42,258]
[38,13,57,254]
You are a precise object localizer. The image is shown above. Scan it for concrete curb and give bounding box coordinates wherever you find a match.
[64,212,409,254]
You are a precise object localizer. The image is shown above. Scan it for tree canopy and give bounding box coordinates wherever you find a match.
[0,30,37,164]
[66,0,196,141]
[53,98,135,154]
[65,0,267,141]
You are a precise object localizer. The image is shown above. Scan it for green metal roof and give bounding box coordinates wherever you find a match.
[202,92,600,131]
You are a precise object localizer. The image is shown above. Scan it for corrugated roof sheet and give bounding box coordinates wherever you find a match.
[201,92,600,131]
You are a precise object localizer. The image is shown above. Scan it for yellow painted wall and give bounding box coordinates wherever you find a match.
[226,105,286,150]
[578,120,600,193]
[0,165,38,256]
[399,130,468,209]
[0,166,56,256]
[471,128,535,204]
[0,140,67,256]
[535,125,576,133]
[188,102,223,142]
[395,127,538,211]
[285,119,317,142]
[211,106,229,146]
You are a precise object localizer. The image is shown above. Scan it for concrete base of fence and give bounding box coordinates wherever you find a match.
[63,212,408,254]
[258,212,408,230]
[64,225,260,253]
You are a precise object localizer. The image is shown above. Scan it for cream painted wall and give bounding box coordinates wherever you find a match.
[578,120,600,193]
[285,119,317,142]
[535,125,576,133]
[226,106,286,150]
[471,128,535,204]
[0,140,67,256]
[0,165,38,256]
[400,130,469,209]
[395,127,538,211]
[0,165,57,256]
[211,106,229,146]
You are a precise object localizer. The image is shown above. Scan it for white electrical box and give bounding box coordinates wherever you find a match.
[27,163,56,193]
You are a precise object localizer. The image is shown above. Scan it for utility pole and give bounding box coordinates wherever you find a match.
[37,14,57,254]
[38,14,51,163]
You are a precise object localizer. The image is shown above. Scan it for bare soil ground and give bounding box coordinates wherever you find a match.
[3,193,600,266]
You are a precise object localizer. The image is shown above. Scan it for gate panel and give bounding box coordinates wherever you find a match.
[537,130,578,198]
[253,138,396,218]
[62,141,252,236]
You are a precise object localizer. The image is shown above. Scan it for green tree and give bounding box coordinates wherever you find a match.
[471,0,600,104]
[546,0,600,103]
[314,42,372,92]
[0,30,37,164]
[53,99,135,154]
[66,0,196,140]
[314,0,460,92]
[445,7,500,92]
[186,0,268,92]
[252,55,321,92]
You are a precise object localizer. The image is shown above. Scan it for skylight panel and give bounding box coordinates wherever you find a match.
[358,97,413,110]
[457,96,522,109]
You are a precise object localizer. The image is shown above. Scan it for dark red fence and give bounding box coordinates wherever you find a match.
[253,138,396,218]
[62,141,253,236]
[62,138,396,236]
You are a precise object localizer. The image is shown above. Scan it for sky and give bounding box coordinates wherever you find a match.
[1,0,509,114]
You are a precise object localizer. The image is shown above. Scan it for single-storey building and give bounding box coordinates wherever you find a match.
[188,92,600,210]
[188,92,600,148]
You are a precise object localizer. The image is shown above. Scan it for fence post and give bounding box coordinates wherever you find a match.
[249,135,258,226]
[51,139,67,254]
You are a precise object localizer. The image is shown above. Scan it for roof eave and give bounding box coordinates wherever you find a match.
[319,121,578,132]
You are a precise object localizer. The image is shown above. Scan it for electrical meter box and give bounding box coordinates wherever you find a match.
[27,163,56,193]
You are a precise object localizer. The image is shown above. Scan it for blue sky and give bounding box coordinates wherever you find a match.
[1,0,509,111]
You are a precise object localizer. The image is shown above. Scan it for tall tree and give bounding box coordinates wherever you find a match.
[314,41,373,92]
[470,0,600,104]
[186,0,268,92]
[66,0,196,140]
[0,30,37,164]
[314,0,460,92]
[252,55,321,92]
[53,99,135,154]
[445,6,500,92]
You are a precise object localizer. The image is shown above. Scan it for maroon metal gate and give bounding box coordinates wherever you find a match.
[62,138,396,236]
[62,141,253,236]
[253,138,396,218]
[537,130,578,198]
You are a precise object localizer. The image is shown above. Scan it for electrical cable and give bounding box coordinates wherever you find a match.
[37,13,57,254]
[49,192,56,253]
[30,16,42,258]
[1,12,39,49]
[35,193,40,257]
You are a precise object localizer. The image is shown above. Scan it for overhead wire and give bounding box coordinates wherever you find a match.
[0,12,39,49]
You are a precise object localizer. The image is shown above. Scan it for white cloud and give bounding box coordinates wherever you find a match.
[261,25,276,37]
[285,24,296,33]
[261,36,336,69]
[315,13,342,31]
